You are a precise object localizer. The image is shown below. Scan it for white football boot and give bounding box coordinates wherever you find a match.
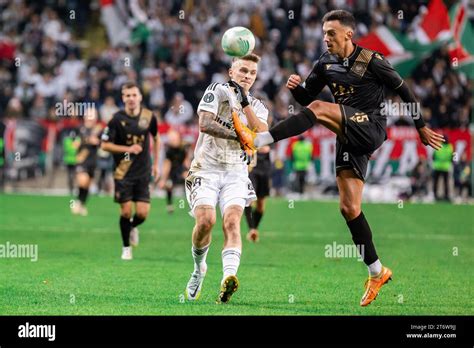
[71,201,81,215]
[185,264,207,301]
[121,246,133,260]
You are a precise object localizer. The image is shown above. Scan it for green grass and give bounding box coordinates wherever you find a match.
[0,194,472,315]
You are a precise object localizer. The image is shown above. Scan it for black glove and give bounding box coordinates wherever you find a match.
[228,80,249,108]
[239,144,254,165]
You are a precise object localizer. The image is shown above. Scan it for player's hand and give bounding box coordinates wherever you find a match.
[88,136,100,146]
[152,166,160,184]
[228,80,249,108]
[417,126,445,150]
[286,74,302,90]
[128,144,143,154]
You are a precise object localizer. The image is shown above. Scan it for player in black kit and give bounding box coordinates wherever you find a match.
[71,108,102,216]
[233,10,444,306]
[101,82,161,260]
[159,129,190,214]
[244,145,271,242]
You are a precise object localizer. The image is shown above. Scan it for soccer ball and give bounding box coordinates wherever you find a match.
[221,27,255,57]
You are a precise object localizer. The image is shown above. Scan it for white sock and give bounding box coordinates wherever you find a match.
[222,247,241,282]
[192,244,209,273]
[368,259,382,277]
[254,132,274,147]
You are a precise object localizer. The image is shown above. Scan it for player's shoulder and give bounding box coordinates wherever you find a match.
[357,45,385,61]
[202,82,227,103]
[205,82,225,92]
[110,110,125,121]
[248,94,268,111]
[317,51,339,64]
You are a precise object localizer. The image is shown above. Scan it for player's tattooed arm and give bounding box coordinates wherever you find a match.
[198,110,238,140]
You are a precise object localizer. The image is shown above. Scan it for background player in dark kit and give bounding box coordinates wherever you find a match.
[244,145,271,242]
[159,129,191,213]
[101,82,161,260]
[71,108,102,216]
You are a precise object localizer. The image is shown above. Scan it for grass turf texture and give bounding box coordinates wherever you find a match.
[0,194,472,315]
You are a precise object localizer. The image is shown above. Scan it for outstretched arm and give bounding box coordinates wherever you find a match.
[198,110,238,140]
[370,54,444,150]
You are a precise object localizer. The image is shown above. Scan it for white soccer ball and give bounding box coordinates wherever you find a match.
[221,27,255,57]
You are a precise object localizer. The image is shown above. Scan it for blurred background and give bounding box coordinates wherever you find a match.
[0,0,472,204]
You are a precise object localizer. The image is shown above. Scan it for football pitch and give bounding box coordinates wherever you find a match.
[0,194,472,315]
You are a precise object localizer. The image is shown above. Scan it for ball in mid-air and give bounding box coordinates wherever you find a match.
[221,27,255,57]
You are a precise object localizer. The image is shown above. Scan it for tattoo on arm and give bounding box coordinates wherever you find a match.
[198,111,238,140]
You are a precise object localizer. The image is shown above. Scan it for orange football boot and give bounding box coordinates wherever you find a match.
[360,266,393,306]
[232,111,257,153]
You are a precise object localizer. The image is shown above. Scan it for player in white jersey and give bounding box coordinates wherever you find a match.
[184,53,269,303]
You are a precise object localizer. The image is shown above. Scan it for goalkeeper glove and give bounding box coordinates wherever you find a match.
[228,80,249,108]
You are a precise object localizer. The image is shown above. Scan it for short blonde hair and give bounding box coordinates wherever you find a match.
[232,53,260,64]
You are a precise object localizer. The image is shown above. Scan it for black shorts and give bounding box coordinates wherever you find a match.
[336,105,386,181]
[249,171,270,198]
[114,176,150,203]
[169,168,185,185]
[76,164,96,178]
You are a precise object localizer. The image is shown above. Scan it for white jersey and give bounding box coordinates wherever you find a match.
[191,82,269,172]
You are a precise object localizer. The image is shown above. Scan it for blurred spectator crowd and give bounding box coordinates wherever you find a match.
[0,0,472,199]
[0,0,472,127]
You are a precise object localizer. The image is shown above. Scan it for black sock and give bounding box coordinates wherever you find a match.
[120,216,132,247]
[78,187,88,204]
[245,206,255,229]
[346,212,378,265]
[253,209,263,229]
[131,214,145,227]
[166,189,172,205]
[269,108,317,142]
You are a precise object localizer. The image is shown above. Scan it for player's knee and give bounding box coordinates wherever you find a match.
[135,203,150,219]
[77,174,89,187]
[340,203,361,221]
[120,204,133,219]
[136,211,148,220]
[223,216,240,234]
[196,216,215,234]
[120,211,132,219]
[307,100,324,118]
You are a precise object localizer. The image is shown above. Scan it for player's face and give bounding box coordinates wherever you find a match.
[122,87,142,111]
[84,108,97,127]
[229,60,258,92]
[323,20,353,56]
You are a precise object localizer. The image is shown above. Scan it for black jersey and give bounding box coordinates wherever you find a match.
[303,44,405,129]
[76,125,102,167]
[166,145,187,172]
[252,151,271,175]
[102,108,158,180]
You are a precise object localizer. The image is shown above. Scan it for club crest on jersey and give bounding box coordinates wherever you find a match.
[352,62,365,74]
[203,93,214,103]
[138,117,149,129]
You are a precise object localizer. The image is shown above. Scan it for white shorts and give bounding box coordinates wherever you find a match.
[185,170,256,217]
